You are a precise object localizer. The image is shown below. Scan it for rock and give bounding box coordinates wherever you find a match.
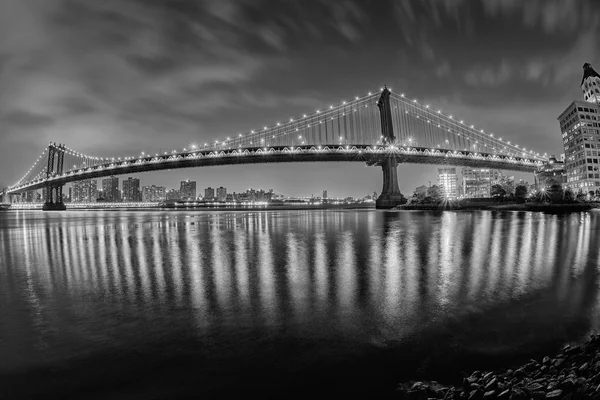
[565,345,581,355]
[485,378,497,391]
[483,372,495,381]
[483,390,495,399]
[531,391,546,399]
[468,389,483,400]
[554,359,565,368]
[559,378,576,391]
[545,389,563,399]
[579,362,589,373]
[497,389,511,399]
[509,388,527,400]
[526,382,544,392]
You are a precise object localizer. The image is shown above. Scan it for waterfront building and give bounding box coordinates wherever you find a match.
[101,177,118,202]
[216,187,227,202]
[72,179,98,203]
[461,168,501,198]
[102,177,120,202]
[166,189,181,201]
[534,155,567,189]
[558,64,600,192]
[122,177,141,202]
[142,185,166,202]
[322,190,328,200]
[204,187,214,201]
[437,168,458,199]
[180,180,197,200]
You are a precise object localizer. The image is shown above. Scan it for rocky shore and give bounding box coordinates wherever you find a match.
[397,335,600,399]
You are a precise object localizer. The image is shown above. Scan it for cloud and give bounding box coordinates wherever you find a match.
[464,60,514,87]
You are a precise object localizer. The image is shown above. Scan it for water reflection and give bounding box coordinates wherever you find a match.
[2,210,600,379]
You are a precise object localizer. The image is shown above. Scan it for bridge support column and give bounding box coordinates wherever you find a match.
[42,143,66,211]
[375,157,405,209]
[43,184,66,210]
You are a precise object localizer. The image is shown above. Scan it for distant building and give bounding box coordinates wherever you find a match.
[102,176,120,202]
[558,63,600,192]
[461,168,501,198]
[180,180,197,200]
[438,168,458,199]
[72,179,98,203]
[122,177,141,202]
[166,189,181,201]
[142,185,166,202]
[204,187,215,201]
[322,190,328,200]
[216,186,227,202]
[534,155,567,189]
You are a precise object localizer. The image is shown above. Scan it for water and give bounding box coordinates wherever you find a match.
[1,210,600,398]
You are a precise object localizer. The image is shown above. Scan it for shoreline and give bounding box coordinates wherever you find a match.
[397,203,595,212]
[398,334,600,399]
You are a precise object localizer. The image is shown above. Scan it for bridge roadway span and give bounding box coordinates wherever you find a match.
[9,144,542,194]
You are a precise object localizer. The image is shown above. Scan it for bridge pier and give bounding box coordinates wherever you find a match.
[43,184,66,210]
[375,157,405,209]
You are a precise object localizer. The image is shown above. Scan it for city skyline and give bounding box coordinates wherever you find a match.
[2,1,598,195]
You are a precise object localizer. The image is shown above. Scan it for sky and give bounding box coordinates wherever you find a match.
[1,0,599,197]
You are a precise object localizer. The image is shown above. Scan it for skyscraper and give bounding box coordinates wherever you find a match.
[72,179,98,203]
[438,168,457,199]
[322,190,328,200]
[102,176,120,202]
[180,180,197,200]
[558,63,600,193]
[122,177,141,202]
[204,187,214,201]
[216,187,227,202]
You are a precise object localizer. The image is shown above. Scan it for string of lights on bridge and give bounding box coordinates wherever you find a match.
[10,87,547,190]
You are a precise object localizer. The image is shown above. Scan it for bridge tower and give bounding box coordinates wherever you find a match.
[43,143,67,211]
[374,87,405,209]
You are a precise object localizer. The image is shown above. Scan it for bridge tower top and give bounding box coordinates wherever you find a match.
[377,87,395,145]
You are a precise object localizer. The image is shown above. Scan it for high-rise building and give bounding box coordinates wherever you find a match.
[216,186,227,202]
[438,168,458,198]
[102,176,120,202]
[122,177,141,202]
[461,168,501,198]
[322,190,328,200]
[581,63,600,104]
[558,63,600,192]
[72,179,98,203]
[204,187,214,201]
[180,180,197,200]
[142,185,166,202]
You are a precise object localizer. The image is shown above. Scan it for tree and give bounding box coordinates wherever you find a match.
[490,184,506,199]
[514,185,528,203]
[427,185,443,203]
[547,181,563,203]
[564,188,574,202]
[498,176,515,196]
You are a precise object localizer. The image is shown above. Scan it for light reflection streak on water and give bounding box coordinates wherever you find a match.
[257,215,276,324]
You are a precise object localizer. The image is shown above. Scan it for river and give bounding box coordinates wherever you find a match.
[1,210,599,398]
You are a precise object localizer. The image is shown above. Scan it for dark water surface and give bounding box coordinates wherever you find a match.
[1,210,600,399]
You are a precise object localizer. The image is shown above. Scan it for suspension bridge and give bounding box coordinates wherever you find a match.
[5,88,546,209]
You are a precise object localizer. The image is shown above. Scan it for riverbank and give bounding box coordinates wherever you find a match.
[397,334,600,399]
[397,203,595,212]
